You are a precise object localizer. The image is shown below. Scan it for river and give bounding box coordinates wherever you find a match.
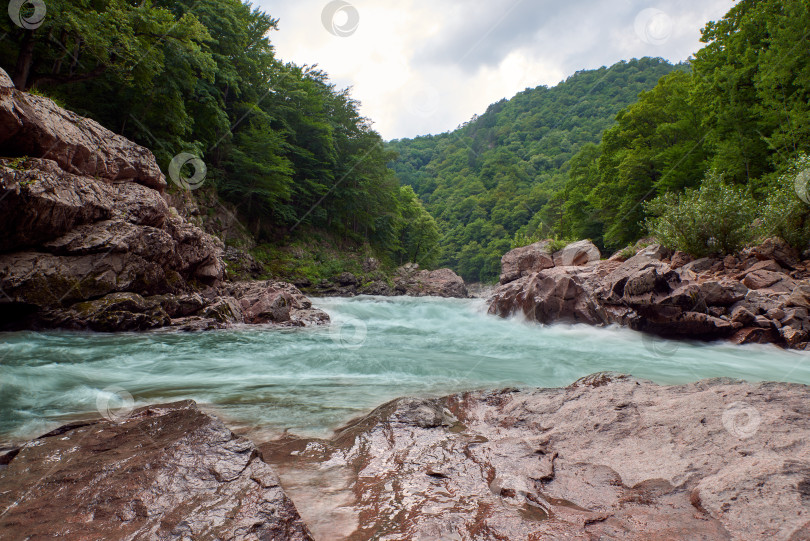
[1,296,808,443]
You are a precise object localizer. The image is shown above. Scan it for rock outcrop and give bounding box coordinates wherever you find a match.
[4,376,809,539]
[0,68,328,331]
[394,265,468,298]
[301,264,469,298]
[499,239,601,285]
[0,401,312,540]
[261,374,810,540]
[489,239,810,349]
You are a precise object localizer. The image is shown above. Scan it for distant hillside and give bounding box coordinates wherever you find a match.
[388,57,684,282]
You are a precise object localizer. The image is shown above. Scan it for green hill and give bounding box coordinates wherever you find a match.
[388,58,684,282]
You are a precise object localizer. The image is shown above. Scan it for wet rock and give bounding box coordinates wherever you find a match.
[43,292,171,332]
[202,296,244,324]
[489,267,605,325]
[261,376,810,540]
[0,401,311,540]
[489,237,810,349]
[732,326,779,345]
[223,280,329,326]
[358,280,395,296]
[395,266,468,298]
[499,240,554,284]
[731,305,757,326]
[781,326,808,348]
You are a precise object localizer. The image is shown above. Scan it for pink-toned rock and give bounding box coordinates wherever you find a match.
[395,266,468,298]
[224,281,330,326]
[743,269,789,290]
[0,69,330,333]
[669,251,693,269]
[489,267,606,325]
[741,259,783,276]
[748,237,799,269]
[0,69,165,190]
[552,239,602,267]
[0,401,312,540]
[488,238,810,348]
[499,241,554,284]
[262,375,810,540]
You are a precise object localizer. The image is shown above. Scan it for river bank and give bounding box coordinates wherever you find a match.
[3,372,809,539]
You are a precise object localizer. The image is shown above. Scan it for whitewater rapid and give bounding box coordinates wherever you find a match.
[1,296,808,442]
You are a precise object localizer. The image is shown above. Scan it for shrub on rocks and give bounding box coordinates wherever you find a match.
[644,173,758,258]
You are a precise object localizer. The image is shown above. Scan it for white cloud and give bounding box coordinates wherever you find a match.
[258,0,736,140]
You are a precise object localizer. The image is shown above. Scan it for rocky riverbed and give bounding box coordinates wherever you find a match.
[2,374,809,539]
[489,238,810,350]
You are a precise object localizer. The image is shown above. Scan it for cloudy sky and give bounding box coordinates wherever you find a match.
[258,0,736,140]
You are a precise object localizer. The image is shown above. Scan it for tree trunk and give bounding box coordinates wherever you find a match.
[13,31,35,90]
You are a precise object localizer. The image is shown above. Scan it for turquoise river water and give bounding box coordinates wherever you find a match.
[1,296,809,442]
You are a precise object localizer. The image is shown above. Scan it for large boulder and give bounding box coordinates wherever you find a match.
[0,69,246,331]
[552,239,602,267]
[395,266,468,298]
[489,267,606,325]
[223,280,330,326]
[0,401,312,539]
[748,237,800,270]
[0,69,165,190]
[262,375,810,540]
[499,241,554,284]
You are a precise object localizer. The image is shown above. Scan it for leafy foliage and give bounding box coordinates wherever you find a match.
[392,0,810,268]
[0,0,438,267]
[759,155,810,250]
[563,0,810,254]
[644,174,758,257]
[389,58,680,281]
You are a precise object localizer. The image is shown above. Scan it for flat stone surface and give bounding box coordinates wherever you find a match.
[261,374,810,540]
[0,401,312,540]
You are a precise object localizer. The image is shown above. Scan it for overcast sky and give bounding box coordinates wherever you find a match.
[257,0,736,140]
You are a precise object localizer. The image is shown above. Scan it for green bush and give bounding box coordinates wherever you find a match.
[510,232,576,252]
[644,173,758,257]
[759,155,810,251]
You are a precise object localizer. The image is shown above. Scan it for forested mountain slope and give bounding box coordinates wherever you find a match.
[0,0,439,277]
[388,58,682,281]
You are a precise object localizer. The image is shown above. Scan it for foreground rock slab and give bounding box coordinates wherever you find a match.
[0,401,312,540]
[261,374,810,540]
